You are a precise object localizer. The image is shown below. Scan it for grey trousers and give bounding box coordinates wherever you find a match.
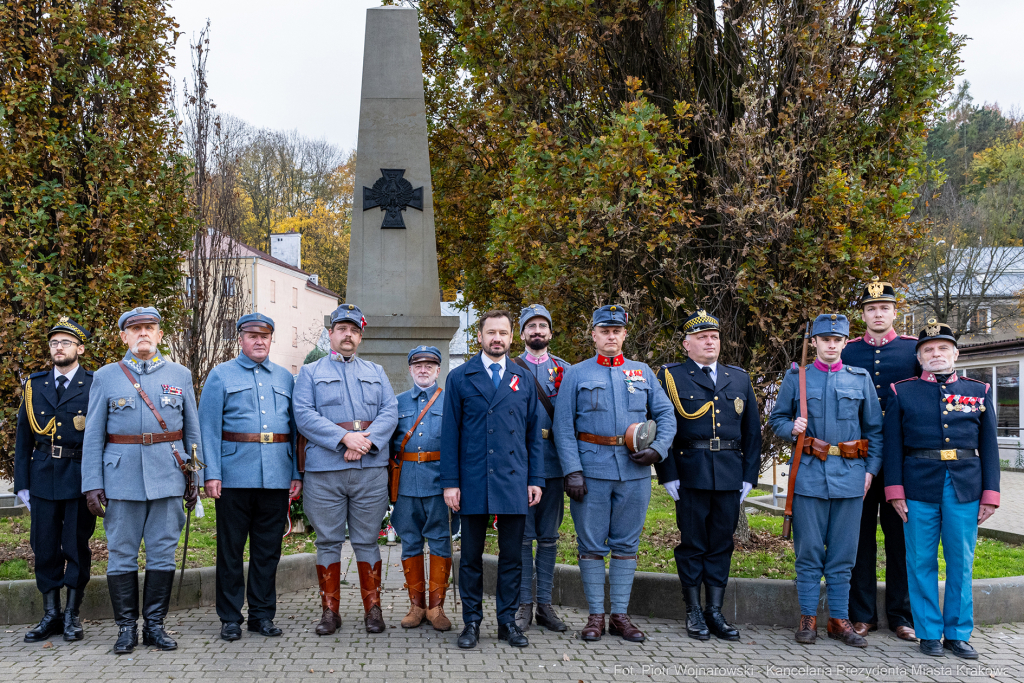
[105,497,186,574]
[303,467,388,566]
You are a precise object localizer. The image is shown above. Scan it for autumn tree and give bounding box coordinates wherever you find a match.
[0,0,194,475]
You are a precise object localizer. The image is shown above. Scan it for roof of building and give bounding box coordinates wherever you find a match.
[906,247,1024,300]
[202,230,340,300]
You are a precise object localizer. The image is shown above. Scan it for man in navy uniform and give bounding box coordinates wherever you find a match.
[553,305,675,644]
[513,304,569,633]
[81,306,202,655]
[884,318,1000,659]
[841,279,918,641]
[390,345,453,632]
[14,317,96,643]
[293,304,399,635]
[441,310,545,650]
[655,310,760,642]
[199,313,302,641]
[768,314,881,648]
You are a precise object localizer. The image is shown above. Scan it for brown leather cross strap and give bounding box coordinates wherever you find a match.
[116,361,187,472]
[108,431,183,445]
[577,432,624,446]
[399,388,443,454]
[512,356,556,420]
[398,451,441,463]
[222,431,290,443]
[389,387,443,503]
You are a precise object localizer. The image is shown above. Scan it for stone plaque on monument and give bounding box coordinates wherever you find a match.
[346,6,460,388]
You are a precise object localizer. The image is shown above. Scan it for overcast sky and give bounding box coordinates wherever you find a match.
[166,1,1024,152]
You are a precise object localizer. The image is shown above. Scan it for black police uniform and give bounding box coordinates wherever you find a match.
[13,319,97,642]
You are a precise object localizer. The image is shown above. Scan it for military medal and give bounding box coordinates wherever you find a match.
[73,415,86,430]
[734,397,744,414]
[118,398,126,407]
[622,368,645,393]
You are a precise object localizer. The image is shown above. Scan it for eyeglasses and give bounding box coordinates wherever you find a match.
[48,340,80,349]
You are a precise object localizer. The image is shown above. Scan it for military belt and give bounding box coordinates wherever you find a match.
[577,432,624,446]
[107,430,183,445]
[683,439,739,452]
[801,437,867,461]
[339,420,373,431]
[222,431,290,444]
[34,446,82,460]
[907,448,977,461]
[398,451,441,463]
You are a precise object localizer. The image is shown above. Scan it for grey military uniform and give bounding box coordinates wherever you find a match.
[81,352,202,573]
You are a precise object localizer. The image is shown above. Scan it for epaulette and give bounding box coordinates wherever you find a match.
[890,376,918,395]
[847,336,864,344]
[788,362,799,373]
[899,334,918,340]
[29,370,48,379]
[723,364,747,373]
[960,376,986,384]
[660,362,682,370]
[845,365,869,375]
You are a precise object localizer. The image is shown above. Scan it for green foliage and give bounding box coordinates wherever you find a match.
[0,1,194,477]
[304,346,327,364]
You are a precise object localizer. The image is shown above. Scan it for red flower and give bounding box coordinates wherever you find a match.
[553,366,564,390]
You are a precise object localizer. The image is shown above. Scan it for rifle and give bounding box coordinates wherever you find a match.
[782,322,810,539]
[177,444,206,600]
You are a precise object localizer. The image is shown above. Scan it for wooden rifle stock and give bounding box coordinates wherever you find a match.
[782,322,811,539]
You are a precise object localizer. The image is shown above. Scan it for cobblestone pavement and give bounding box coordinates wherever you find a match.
[2,544,1023,683]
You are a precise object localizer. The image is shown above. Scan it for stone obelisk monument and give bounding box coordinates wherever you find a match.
[346,6,460,388]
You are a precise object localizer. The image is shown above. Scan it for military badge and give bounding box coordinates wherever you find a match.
[73,415,86,430]
[161,384,183,395]
[118,398,126,406]
[925,318,941,337]
[734,397,744,414]
[623,369,646,394]
[867,281,885,298]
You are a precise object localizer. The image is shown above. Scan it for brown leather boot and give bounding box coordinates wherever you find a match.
[827,618,868,648]
[314,563,342,636]
[426,555,452,632]
[608,613,645,642]
[581,613,605,641]
[400,556,426,628]
[795,615,817,644]
[852,621,874,637]
[358,561,386,633]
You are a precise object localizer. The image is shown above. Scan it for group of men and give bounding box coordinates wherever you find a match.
[11,279,999,659]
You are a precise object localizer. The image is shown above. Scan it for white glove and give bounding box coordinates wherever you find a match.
[663,480,681,501]
[740,481,754,501]
[16,489,31,511]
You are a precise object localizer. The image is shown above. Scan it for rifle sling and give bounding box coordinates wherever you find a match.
[512,356,556,420]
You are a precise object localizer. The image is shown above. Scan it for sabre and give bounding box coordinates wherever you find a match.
[448,507,459,614]
[177,444,206,601]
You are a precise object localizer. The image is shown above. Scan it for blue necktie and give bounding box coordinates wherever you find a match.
[490,363,501,389]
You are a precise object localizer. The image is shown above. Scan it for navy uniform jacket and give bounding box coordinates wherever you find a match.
[440,353,545,515]
[654,359,761,490]
[841,330,920,412]
[516,352,568,479]
[883,372,1000,506]
[14,369,94,500]
[390,383,444,498]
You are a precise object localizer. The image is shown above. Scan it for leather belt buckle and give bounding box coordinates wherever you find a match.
[142,433,154,445]
[615,435,625,446]
[941,449,958,461]
[541,428,550,439]
[828,445,841,456]
[260,432,273,444]
[351,420,364,431]
[51,445,62,459]
[709,438,721,452]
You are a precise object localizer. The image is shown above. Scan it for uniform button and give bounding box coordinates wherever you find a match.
[944,410,948,414]
[488,410,493,414]
[488,429,493,434]
[875,372,879,376]
[489,469,493,473]
[260,396,264,400]
[716,410,721,414]
[875,360,880,364]
[57,422,62,426]
[57,435,61,440]
[876,385,880,389]
[714,396,719,401]
[945,438,950,442]
[259,383,263,386]
[418,432,423,436]
[261,410,266,414]
[489,450,493,454]
[716,423,721,427]
[509,410,514,414]
[875,350,880,354]
[263,425,268,429]
[944,424,948,428]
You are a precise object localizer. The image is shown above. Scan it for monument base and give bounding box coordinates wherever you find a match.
[358,315,461,391]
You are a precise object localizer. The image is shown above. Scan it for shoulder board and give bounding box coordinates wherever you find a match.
[723,364,747,373]
[660,362,682,370]
[845,365,869,375]
[847,336,864,344]
[892,377,917,385]
[29,370,48,379]
[959,376,985,384]
[899,334,918,340]
[551,355,569,366]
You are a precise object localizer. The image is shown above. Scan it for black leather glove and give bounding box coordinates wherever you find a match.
[628,447,661,467]
[85,489,107,518]
[563,471,588,503]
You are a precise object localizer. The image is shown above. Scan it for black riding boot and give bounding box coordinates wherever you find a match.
[108,572,139,655]
[683,586,710,640]
[141,570,177,650]
[63,587,85,641]
[24,589,63,643]
[704,585,740,641]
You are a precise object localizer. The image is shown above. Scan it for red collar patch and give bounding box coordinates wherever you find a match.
[864,329,899,346]
[922,371,958,383]
[597,354,625,367]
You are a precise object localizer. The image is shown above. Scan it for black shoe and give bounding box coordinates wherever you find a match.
[683,586,710,640]
[140,570,177,650]
[221,622,242,641]
[107,572,139,655]
[943,639,979,659]
[248,618,282,637]
[920,639,944,656]
[704,585,740,641]
[457,621,480,649]
[62,587,85,642]
[514,602,532,631]
[498,621,529,647]
[25,589,63,643]
[534,603,567,632]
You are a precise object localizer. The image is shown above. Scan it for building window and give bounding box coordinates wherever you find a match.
[270,279,276,303]
[292,327,298,347]
[964,364,1020,437]
[223,276,237,297]
[292,287,298,308]
[967,307,991,334]
[902,311,916,336]
[221,319,236,341]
